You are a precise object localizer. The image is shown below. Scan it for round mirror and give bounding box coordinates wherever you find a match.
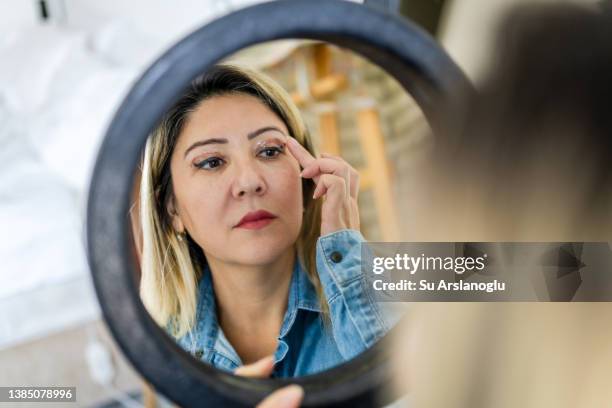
[87,1,471,406]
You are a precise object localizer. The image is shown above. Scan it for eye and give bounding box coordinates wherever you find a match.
[194,157,225,170]
[258,144,285,159]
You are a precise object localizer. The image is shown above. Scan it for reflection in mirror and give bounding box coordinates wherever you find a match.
[128,41,428,378]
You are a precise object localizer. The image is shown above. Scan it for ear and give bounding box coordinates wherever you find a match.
[166,195,185,234]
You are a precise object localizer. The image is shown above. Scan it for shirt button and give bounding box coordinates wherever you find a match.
[330,251,343,263]
[194,349,203,359]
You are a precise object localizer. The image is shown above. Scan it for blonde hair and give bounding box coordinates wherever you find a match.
[138,64,325,339]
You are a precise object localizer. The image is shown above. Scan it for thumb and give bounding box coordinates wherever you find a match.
[234,355,275,378]
[257,385,304,408]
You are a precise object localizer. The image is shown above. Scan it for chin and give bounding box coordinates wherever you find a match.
[234,234,295,264]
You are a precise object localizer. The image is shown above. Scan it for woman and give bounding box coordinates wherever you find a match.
[138,64,392,377]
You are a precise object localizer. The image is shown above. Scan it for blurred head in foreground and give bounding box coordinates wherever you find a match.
[402,2,612,242]
[392,3,612,408]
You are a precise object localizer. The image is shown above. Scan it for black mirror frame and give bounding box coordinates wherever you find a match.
[86,1,472,406]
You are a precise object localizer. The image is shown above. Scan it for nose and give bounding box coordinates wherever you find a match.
[231,161,267,198]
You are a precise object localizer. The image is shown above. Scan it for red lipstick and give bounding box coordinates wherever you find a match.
[235,210,277,230]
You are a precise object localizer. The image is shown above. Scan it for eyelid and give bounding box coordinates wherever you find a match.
[253,137,286,150]
[192,151,222,164]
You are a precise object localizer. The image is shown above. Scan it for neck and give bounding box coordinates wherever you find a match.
[206,247,296,361]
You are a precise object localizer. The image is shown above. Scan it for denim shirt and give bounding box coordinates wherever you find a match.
[172,229,393,377]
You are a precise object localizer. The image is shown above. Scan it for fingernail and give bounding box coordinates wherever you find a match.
[288,137,299,145]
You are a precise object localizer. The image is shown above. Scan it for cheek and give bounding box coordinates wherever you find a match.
[176,179,223,229]
[268,163,302,208]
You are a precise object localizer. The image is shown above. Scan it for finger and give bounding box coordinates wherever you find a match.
[234,355,275,378]
[312,178,327,200]
[301,158,350,200]
[256,385,304,408]
[314,174,347,202]
[286,137,316,170]
[301,158,349,179]
[310,154,360,199]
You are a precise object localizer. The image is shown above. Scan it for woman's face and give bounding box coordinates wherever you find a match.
[168,93,303,266]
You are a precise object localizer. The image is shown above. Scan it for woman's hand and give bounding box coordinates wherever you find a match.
[234,355,304,408]
[286,137,360,236]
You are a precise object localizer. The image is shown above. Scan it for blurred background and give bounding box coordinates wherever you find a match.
[0,0,604,407]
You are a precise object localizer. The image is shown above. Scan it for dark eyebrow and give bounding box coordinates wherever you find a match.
[183,126,286,158]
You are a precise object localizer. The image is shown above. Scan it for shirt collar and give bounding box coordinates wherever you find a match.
[195,267,235,362]
[294,256,321,313]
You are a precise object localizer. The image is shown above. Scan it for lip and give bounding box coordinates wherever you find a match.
[235,210,277,229]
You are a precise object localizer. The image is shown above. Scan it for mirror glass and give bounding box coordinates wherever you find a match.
[128,40,427,377]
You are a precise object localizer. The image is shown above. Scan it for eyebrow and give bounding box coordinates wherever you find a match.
[183,126,286,158]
